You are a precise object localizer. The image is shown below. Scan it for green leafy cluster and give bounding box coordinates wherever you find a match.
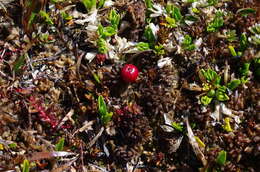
[225,30,237,42]
[199,68,246,106]
[165,3,182,27]
[249,24,260,45]
[182,35,196,51]
[207,11,224,32]
[98,96,113,125]
[166,4,183,22]
[96,9,120,54]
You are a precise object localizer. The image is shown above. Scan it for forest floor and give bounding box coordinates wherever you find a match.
[0,0,259,171]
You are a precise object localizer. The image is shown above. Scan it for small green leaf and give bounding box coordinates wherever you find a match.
[172,122,184,132]
[227,79,241,90]
[136,42,150,51]
[207,0,218,6]
[165,16,177,28]
[216,86,229,101]
[225,30,237,42]
[98,95,107,117]
[39,11,54,25]
[97,0,106,8]
[237,8,256,17]
[222,117,233,132]
[22,159,30,172]
[206,12,224,32]
[8,143,17,149]
[145,0,153,9]
[28,12,37,26]
[228,45,237,57]
[239,62,250,76]
[207,89,215,97]
[201,95,212,105]
[13,55,26,73]
[101,111,113,125]
[216,150,227,166]
[61,11,73,20]
[184,15,199,22]
[82,0,96,12]
[55,137,65,151]
[200,69,220,84]
[194,136,205,148]
[144,26,156,44]
[102,26,117,37]
[109,9,120,29]
[166,4,183,22]
[154,44,165,55]
[97,38,108,54]
[240,33,248,51]
[93,73,101,84]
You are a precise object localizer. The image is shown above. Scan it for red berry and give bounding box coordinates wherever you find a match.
[121,64,139,83]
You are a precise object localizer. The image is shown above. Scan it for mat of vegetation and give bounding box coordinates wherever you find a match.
[0,0,259,171]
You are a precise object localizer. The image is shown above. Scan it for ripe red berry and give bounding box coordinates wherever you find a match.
[121,64,139,83]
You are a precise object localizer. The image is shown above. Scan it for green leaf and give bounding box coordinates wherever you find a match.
[109,9,120,29]
[216,86,229,101]
[237,8,256,17]
[172,122,184,132]
[182,35,193,46]
[8,143,17,149]
[61,11,73,20]
[222,117,233,132]
[13,55,26,73]
[28,12,37,27]
[99,26,117,38]
[240,33,248,51]
[97,38,108,54]
[201,95,212,105]
[216,150,227,166]
[239,62,250,76]
[227,79,241,90]
[207,0,218,6]
[101,111,113,125]
[39,11,54,25]
[206,12,224,32]
[22,159,30,172]
[93,73,101,84]
[207,89,215,97]
[225,30,237,42]
[228,45,237,57]
[97,0,106,8]
[154,44,165,55]
[55,137,65,151]
[184,15,199,22]
[144,26,156,44]
[200,69,220,84]
[166,4,182,22]
[136,42,150,51]
[145,0,153,9]
[82,0,96,12]
[165,16,177,28]
[98,95,107,117]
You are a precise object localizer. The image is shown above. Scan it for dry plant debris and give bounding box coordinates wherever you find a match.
[0,0,259,171]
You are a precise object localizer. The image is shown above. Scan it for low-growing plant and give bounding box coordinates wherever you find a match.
[98,95,113,125]
[207,11,224,32]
